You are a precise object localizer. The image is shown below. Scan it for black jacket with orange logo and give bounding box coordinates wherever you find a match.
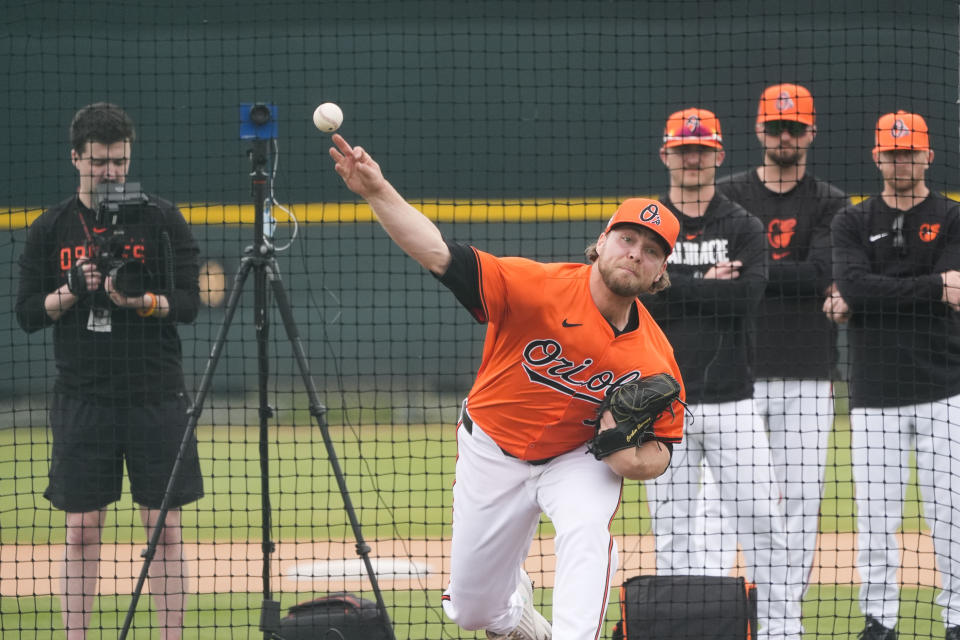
[717,170,847,380]
[832,192,960,407]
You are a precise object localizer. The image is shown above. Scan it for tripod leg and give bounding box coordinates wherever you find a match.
[119,256,256,640]
[265,260,397,640]
[253,252,280,640]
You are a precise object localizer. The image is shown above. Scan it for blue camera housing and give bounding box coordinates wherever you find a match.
[239,103,278,140]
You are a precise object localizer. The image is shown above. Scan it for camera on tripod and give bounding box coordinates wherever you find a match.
[90,182,153,297]
[239,102,278,140]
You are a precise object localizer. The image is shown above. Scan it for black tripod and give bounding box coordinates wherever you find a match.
[119,138,395,640]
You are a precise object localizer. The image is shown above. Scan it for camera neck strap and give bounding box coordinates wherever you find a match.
[73,198,98,248]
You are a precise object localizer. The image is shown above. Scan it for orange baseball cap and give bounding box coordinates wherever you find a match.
[873,110,930,152]
[662,108,723,149]
[757,83,815,125]
[604,198,680,254]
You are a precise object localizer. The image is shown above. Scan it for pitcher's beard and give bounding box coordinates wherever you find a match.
[599,263,649,298]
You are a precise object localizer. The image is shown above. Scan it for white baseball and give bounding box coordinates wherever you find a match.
[313,102,343,133]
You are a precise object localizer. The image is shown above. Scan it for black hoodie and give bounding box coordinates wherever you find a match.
[642,193,767,403]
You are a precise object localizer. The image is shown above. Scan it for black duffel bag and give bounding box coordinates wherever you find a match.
[612,575,757,640]
[277,591,393,640]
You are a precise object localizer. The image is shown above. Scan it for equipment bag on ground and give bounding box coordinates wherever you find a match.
[277,591,392,640]
[612,575,757,640]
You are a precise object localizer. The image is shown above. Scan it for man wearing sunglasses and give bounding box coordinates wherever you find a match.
[828,111,960,640]
[705,84,848,601]
[641,108,804,640]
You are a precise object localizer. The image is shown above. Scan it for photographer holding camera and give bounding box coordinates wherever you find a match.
[15,102,203,640]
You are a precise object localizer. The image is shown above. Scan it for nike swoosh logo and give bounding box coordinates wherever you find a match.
[771,251,791,260]
[561,319,583,327]
[870,233,889,242]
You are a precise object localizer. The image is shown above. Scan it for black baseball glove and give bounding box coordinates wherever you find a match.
[586,373,684,460]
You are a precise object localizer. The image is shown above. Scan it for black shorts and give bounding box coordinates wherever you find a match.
[45,392,204,512]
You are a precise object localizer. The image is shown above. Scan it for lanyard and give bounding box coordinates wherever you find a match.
[74,198,99,252]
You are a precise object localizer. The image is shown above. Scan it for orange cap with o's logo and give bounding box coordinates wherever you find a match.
[757,83,815,125]
[604,198,680,254]
[662,108,723,149]
[873,110,930,153]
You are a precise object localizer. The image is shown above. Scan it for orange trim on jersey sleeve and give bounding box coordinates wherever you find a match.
[470,246,493,324]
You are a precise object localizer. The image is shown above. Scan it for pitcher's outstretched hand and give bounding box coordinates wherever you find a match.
[329,134,386,199]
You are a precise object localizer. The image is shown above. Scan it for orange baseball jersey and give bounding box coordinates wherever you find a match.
[447,246,685,460]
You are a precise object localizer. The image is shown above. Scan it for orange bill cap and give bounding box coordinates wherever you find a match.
[604,198,679,254]
[662,108,723,149]
[873,110,930,153]
[757,83,815,125]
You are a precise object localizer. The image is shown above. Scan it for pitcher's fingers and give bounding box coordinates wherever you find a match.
[331,133,352,154]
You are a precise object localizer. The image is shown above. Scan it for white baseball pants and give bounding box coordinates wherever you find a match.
[442,414,623,640]
[701,379,833,597]
[851,393,960,629]
[645,398,803,640]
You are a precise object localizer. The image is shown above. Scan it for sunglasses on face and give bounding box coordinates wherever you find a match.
[763,120,809,137]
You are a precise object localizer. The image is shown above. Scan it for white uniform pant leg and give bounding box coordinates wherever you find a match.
[538,446,623,640]
[647,405,708,574]
[700,418,744,576]
[700,399,802,640]
[850,406,911,629]
[443,421,543,633]
[699,470,738,573]
[762,379,834,597]
[915,394,960,628]
[706,381,833,591]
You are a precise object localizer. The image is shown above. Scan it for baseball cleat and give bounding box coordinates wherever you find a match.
[858,616,898,640]
[485,570,552,640]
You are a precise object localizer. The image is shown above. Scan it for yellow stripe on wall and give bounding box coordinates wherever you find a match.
[181,198,640,225]
[3,193,959,229]
[0,198,637,229]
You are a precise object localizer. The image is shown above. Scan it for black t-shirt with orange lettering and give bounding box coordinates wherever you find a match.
[15,195,200,402]
[717,170,847,379]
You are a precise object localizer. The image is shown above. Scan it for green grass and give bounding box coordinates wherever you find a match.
[798,585,945,640]
[0,410,940,638]
[0,589,474,640]
[1,585,947,640]
[0,423,460,545]
[2,409,928,545]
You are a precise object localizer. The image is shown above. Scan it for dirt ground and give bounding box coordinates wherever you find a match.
[0,532,941,597]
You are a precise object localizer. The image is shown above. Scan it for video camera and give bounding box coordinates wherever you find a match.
[89,182,154,297]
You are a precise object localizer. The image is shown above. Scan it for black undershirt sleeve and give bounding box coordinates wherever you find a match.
[435,239,487,323]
